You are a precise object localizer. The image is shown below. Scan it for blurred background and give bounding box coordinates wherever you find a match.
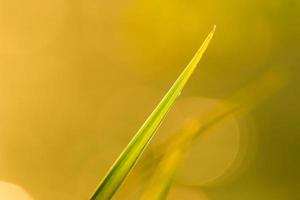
[0,0,299,199]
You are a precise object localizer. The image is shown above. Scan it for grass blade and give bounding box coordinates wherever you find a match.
[90,26,216,200]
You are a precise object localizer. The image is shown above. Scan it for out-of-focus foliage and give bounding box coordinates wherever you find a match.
[140,69,287,200]
[0,0,299,200]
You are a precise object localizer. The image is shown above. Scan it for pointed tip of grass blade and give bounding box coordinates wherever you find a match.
[90,27,215,200]
[212,25,217,33]
[179,25,215,90]
[200,25,216,51]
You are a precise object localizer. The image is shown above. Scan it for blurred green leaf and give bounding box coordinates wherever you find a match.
[140,68,287,200]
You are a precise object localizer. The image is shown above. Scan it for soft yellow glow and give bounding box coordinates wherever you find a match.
[0,182,33,200]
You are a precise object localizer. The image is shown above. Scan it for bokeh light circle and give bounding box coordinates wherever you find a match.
[156,97,242,186]
[0,181,33,200]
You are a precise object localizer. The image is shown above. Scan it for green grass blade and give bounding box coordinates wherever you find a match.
[90,26,216,200]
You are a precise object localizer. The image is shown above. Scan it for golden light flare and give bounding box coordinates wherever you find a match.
[0,181,33,200]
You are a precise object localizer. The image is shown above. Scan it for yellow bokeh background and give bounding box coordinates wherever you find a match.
[0,0,299,199]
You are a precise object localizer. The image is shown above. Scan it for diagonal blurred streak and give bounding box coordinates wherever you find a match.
[137,68,288,200]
